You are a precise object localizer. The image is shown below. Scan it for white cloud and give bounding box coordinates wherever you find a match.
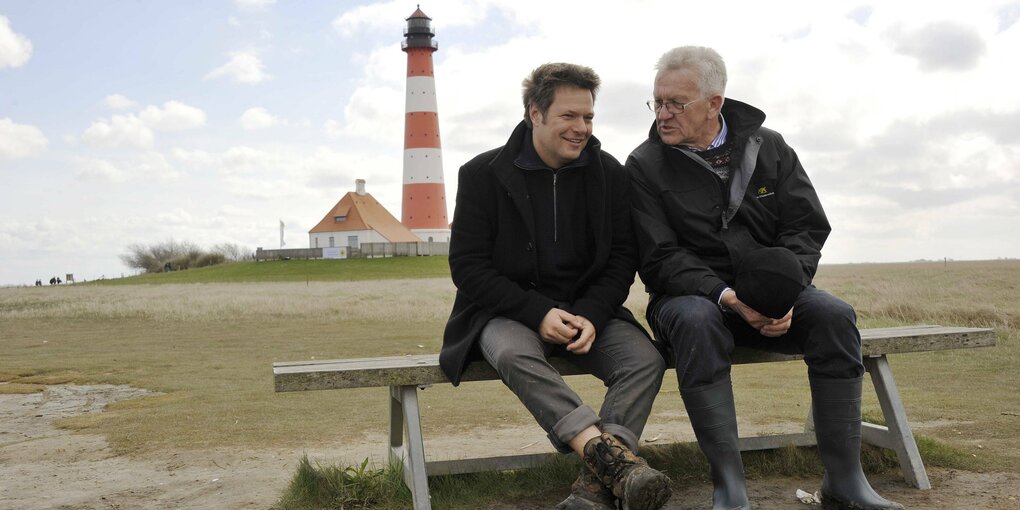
[80,101,204,150]
[155,207,198,227]
[221,145,275,174]
[105,94,138,110]
[81,114,154,149]
[205,51,270,83]
[135,151,182,180]
[332,2,406,37]
[337,84,404,143]
[239,107,278,130]
[0,15,32,69]
[171,147,217,168]
[0,118,47,159]
[139,101,207,130]
[332,1,489,37]
[73,152,180,183]
[74,157,129,182]
[890,20,988,71]
[323,119,342,138]
[235,0,276,10]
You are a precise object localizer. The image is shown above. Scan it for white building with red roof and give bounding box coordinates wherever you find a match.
[308,179,421,251]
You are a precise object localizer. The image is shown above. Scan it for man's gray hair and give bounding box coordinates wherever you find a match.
[655,46,727,97]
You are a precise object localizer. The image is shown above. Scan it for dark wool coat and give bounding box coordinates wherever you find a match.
[440,121,645,385]
[627,98,831,303]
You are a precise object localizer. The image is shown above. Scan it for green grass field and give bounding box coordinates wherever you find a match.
[2,257,1018,508]
[92,257,451,284]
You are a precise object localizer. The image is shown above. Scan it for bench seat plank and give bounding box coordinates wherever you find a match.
[273,325,995,392]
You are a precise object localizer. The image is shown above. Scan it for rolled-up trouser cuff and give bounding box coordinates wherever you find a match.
[602,423,639,452]
[549,405,601,453]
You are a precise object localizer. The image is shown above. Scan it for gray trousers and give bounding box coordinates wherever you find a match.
[478,317,666,453]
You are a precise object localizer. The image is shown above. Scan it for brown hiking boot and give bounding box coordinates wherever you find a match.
[553,468,617,510]
[582,433,671,510]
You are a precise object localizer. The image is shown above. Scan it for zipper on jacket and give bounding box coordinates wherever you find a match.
[720,179,731,230]
[552,171,558,242]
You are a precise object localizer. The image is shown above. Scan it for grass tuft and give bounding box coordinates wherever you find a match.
[274,455,580,510]
[275,456,409,510]
[428,455,580,509]
[914,434,988,471]
[274,443,904,510]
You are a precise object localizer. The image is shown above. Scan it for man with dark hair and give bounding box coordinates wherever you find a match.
[627,46,904,510]
[441,63,672,510]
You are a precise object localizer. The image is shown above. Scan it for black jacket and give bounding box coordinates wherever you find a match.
[626,98,830,303]
[441,121,644,385]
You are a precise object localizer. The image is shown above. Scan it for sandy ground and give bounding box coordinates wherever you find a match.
[1,385,1018,510]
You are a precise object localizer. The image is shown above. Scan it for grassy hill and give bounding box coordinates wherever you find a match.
[94,256,452,285]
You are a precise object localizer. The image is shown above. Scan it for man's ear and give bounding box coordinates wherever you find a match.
[529,103,543,125]
[709,95,725,116]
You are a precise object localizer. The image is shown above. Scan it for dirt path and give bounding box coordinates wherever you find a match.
[2,385,1018,509]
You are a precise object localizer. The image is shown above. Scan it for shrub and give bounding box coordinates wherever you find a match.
[194,252,226,268]
[121,240,249,273]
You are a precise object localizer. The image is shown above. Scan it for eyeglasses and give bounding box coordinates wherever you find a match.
[646,97,706,115]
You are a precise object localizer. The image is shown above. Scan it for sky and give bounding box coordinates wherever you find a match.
[1,0,1018,286]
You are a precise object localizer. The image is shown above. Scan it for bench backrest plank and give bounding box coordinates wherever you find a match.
[273,325,995,392]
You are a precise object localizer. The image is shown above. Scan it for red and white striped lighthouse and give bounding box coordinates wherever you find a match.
[401,6,450,243]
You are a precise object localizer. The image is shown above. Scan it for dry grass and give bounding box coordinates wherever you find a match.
[0,279,454,322]
[0,382,47,394]
[1,260,1018,473]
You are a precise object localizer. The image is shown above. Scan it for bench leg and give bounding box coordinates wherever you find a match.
[863,356,931,489]
[803,403,816,434]
[389,385,432,509]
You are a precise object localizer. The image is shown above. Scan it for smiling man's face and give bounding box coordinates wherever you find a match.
[530,84,594,169]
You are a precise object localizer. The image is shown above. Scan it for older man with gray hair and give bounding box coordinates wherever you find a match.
[626,46,904,510]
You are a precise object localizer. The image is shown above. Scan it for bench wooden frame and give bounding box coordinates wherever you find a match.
[274,325,995,510]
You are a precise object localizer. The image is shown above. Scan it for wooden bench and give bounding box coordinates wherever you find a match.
[273,325,995,510]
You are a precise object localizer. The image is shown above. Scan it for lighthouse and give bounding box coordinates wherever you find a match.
[401,6,450,243]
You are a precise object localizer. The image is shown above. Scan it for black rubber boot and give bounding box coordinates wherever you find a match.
[810,376,904,510]
[682,376,750,510]
[554,467,618,510]
[582,433,672,510]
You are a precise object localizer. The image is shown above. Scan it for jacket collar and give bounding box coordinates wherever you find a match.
[513,125,592,171]
[488,120,603,190]
[645,97,767,147]
[487,120,607,245]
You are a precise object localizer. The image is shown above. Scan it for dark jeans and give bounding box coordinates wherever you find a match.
[478,317,666,453]
[648,286,863,390]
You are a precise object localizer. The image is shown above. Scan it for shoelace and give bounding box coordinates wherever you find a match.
[594,441,636,478]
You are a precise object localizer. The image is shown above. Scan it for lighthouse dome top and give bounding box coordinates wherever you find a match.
[407,5,431,20]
